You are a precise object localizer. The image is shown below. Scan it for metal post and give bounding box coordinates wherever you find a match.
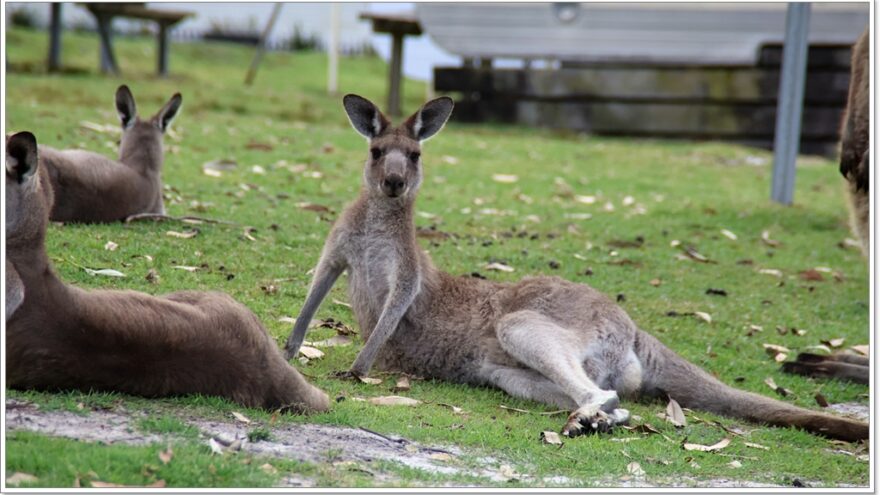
[388,32,404,116]
[771,3,811,205]
[328,3,340,95]
[48,3,62,72]
[158,23,169,77]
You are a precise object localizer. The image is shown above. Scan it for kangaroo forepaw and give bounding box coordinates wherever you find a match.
[561,406,630,438]
[331,369,362,381]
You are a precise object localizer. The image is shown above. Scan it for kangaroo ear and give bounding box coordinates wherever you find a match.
[155,93,182,133]
[405,97,454,142]
[6,131,39,184]
[343,94,390,139]
[115,85,137,129]
[6,260,25,322]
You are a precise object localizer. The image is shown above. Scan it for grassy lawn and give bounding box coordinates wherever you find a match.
[4,27,870,488]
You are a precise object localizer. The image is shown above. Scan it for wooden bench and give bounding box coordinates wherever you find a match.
[49,3,193,76]
[359,12,422,116]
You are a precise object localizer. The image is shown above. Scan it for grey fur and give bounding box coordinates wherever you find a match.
[284,95,868,442]
[40,85,181,223]
[5,131,329,413]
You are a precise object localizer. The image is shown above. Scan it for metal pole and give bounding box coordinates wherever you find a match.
[388,32,404,116]
[328,3,340,95]
[48,3,62,72]
[771,3,811,205]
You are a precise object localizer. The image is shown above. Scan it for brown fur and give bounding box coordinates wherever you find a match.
[840,28,870,255]
[6,132,329,413]
[284,95,868,441]
[41,85,179,223]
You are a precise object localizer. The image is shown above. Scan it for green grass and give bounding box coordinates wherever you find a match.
[4,27,870,487]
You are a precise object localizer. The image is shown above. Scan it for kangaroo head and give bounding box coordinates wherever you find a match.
[5,131,52,253]
[343,94,453,200]
[115,85,182,162]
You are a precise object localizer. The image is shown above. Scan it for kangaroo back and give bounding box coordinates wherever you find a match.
[636,331,868,442]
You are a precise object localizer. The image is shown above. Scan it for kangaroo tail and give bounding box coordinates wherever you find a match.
[634,330,868,442]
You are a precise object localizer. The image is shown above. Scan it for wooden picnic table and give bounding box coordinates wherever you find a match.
[359,12,422,116]
[49,3,193,76]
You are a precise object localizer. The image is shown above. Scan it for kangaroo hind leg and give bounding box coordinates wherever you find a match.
[495,310,630,437]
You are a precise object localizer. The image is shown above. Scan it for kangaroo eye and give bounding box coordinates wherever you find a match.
[371,148,382,160]
[410,152,421,162]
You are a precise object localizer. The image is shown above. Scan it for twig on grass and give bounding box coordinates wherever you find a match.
[124,212,239,226]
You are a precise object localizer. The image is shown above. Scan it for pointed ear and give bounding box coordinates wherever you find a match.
[6,131,39,184]
[405,97,454,142]
[6,260,25,322]
[155,93,182,133]
[115,85,137,129]
[343,94,390,139]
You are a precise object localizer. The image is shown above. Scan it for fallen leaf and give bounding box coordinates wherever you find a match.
[7,472,39,486]
[497,464,519,482]
[84,268,126,277]
[246,140,274,152]
[665,398,687,427]
[821,338,846,348]
[393,376,411,392]
[763,377,793,397]
[104,241,118,251]
[682,437,731,452]
[728,460,743,468]
[296,202,331,213]
[260,463,277,475]
[172,265,200,272]
[429,452,454,462]
[851,345,869,356]
[158,445,173,465]
[438,403,465,415]
[540,431,563,446]
[575,195,596,204]
[814,393,829,408]
[308,335,352,347]
[367,396,422,406]
[694,312,712,324]
[761,230,781,247]
[799,269,824,282]
[299,346,324,359]
[649,278,662,287]
[763,343,791,357]
[743,442,769,450]
[203,159,238,171]
[626,462,645,476]
[492,174,518,183]
[332,298,352,308]
[358,376,383,385]
[682,245,712,263]
[720,229,738,240]
[485,262,514,272]
[231,411,251,424]
[166,229,199,239]
[208,437,225,455]
[622,195,635,207]
[145,269,160,284]
[758,268,783,277]
[746,324,763,336]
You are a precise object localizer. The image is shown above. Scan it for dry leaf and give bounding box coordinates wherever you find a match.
[665,398,687,427]
[728,460,743,468]
[758,268,783,277]
[820,338,845,348]
[485,262,514,272]
[7,472,39,486]
[497,464,519,482]
[626,462,646,476]
[799,269,824,282]
[746,324,763,337]
[649,278,662,287]
[166,229,198,239]
[359,376,383,385]
[764,377,792,397]
[682,437,731,452]
[158,445,173,465]
[851,345,869,356]
[682,245,712,263]
[308,335,352,347]
[429,452,454,462]
[299,346,324,359]
[145,269,160,284]
[763,344,792,357]
[203,159,238,171]
[622,195,635,207]
[814,393,829,408]
[743,442,769,450]
[761,230,781,247]
[575,195,597,204]
[438,403,465,415]
[720,229,738,240]
[367,396,421,406]
[296,202,331,213]
[694,312,712,324]
[393,376,411,392]
[492,174,518,183]
[540,431,563,446]
[231,411,251,424]
[84,268,126,277]
[332,298,352,308]
[172,265,199,272]
[260,463,277,475]
[208,437,225,455]
[104,241,118,251]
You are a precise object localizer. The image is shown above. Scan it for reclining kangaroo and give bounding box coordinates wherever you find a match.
[6,131,329,413]
[284,94,868,441]
[839,28,869,256]
[39,85,179,223]
[783,352,869,385]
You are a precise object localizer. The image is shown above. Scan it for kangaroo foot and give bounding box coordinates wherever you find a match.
[331,369,363,381]
[561,405,630,437]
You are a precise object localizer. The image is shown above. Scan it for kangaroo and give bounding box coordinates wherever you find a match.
[782,352,870,385]
[39,85,180,223]
[839,28,870,256]
[6,131,329,413]
[283,94,869,442]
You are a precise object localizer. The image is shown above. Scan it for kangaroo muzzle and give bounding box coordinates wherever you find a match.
[382,174,406,197]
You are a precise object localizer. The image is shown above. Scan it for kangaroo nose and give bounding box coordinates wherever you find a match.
[383,176,405,196]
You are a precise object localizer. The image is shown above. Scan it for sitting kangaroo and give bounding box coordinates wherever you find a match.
[284,95,868,442]
[39,85,179,223]
[839,28,869,256]
[6,131,329,413]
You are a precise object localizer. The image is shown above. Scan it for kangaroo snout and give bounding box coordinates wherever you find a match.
[382,174,406,197]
